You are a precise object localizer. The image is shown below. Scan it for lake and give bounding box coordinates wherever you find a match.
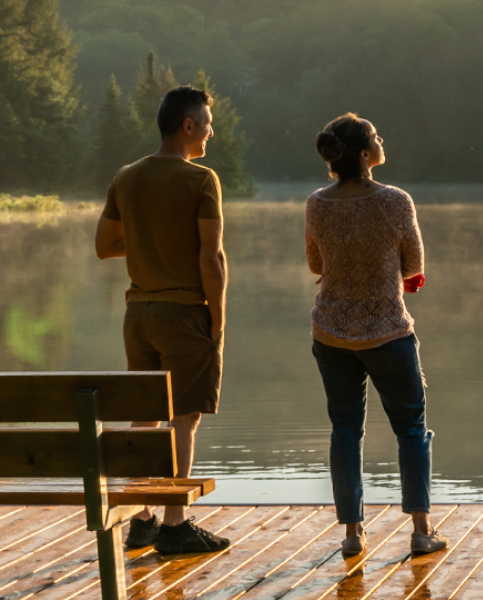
[1,183,483,505]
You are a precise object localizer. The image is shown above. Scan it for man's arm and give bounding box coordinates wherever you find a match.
[198,218,227,340]
[95,216,126,259]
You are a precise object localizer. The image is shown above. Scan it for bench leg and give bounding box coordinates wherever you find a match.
[96,523,127,600]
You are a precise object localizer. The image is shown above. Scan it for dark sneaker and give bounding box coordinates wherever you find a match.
[154,517,230,555]
[125,515,162,549]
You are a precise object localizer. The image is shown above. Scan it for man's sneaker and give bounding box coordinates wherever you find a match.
[125,515,162,549]
[342,532,367,556]
[154,517,230,555]
[411,529,449,554]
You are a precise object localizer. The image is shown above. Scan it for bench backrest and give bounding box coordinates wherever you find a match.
[0,371,177,479]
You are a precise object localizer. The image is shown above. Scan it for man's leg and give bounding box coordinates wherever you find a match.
[132,412,201,524]
[164,412,202,525]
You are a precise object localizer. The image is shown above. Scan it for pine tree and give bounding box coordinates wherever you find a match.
[193,69,254,197]
[92,75,126,188]
[92,75,147,189]
[135,52,177,155]
[135,52,177,125]
[121,99,144,164]
[0,0,82,191]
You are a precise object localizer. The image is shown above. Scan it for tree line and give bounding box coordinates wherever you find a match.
[2,0,483,193]
[60,0,483,184]
[0,0,253,195]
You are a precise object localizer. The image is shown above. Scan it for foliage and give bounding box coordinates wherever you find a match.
[0,0,82,191]
[0,194,64,212]
[57,0,483,183]
[88,57,253,195]
[0,194,96,213]
[194,70,254,196]
[134,52,177,156]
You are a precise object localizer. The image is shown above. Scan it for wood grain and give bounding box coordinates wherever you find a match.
[0,506,84,554]
[240,505,387,600]
[368,505,483,600]
[277,505,410,600]
[452,571,483,600]
[2,504,483,600]
[0,511,94,598]
[0,428,176,478]
[192,507,330,600]
[166,506,318,600]
[40,506,259,600]
[124,506,286,600]
[0,507,216,600]
[0,477,215,505]
[320,504,454,600]
[407,507,483,600]
[0,371,172,422]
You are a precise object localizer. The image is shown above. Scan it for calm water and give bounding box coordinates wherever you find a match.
[2,184,483,504]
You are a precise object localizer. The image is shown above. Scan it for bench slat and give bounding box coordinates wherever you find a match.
[0,372,172,422]
[0,477,215,505]
[0,428,177,477]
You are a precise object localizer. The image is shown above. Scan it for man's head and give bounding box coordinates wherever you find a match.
[157,86,214,158]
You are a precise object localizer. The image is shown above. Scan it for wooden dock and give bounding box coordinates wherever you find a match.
[0,504,482,600]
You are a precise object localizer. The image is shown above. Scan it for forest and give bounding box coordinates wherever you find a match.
[1,0,483,194]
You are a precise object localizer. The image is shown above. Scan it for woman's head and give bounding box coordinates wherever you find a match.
[316,113,384,182]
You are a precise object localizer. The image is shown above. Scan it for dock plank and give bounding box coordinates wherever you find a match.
[0,507,25,523]
[1,504,483,599]
[122,506,287,600]
[278,505,411,600]
[47,506,261,600]
[452,571,483,600]
[407,510,483,600]
[368,505,483,600]
[194,507,335,600]
[0,516,94,598]
[239,505,387,600]
[0,506,215,600]
[0,507,84,562]
[320,505,454,600]
[165,505,316,600]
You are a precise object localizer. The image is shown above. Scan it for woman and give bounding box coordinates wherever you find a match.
[305,112,448,556]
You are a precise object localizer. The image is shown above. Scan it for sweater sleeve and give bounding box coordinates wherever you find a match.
[305,193,323,275]
[400,192,424,278]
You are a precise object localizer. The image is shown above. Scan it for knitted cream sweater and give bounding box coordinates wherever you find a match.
[305,186,424,350]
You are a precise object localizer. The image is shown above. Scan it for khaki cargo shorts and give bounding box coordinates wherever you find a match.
[123,301,223,415]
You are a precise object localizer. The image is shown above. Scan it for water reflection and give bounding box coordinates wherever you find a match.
[1,192,483,502]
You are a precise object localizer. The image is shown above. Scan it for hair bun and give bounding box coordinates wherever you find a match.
[316,131,344,162]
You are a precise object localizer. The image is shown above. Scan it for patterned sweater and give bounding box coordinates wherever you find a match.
[305,186,424,350]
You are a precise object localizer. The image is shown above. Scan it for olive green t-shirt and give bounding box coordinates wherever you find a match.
[102,156,223,304]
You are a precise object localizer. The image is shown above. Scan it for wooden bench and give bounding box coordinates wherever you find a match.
[0,371,215,600]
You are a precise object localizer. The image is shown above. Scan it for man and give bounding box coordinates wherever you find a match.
[95,86,229,554]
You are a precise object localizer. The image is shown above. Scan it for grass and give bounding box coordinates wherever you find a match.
[0,194,99,212]
[0,194,65,212]
[0,195,99,226]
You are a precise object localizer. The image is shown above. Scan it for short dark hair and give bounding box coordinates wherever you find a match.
[157,86,213,138]
[316,113,372,182]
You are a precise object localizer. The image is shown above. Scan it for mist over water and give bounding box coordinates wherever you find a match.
[1,185,483,503]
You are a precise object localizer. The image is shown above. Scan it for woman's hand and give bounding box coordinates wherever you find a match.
[404,273,425,293]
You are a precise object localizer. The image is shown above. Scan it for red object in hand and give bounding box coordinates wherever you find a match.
[404,273,425,293]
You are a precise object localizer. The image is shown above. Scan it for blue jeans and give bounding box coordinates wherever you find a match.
[312,334,432,524]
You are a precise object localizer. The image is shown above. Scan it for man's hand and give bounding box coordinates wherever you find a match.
[95,216,125,259]
[198,219,227,340]
[211,322,223,342]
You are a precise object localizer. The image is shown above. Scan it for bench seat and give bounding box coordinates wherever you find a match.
[0,477,215,505]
